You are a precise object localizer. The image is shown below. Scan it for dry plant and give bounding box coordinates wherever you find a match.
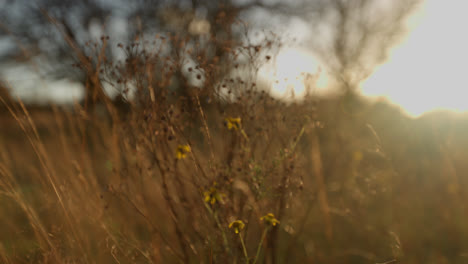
[2,3,458,264]
[0,16,327,263]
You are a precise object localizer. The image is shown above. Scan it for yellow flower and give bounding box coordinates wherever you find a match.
[225,117,241,130]
[229,220,245,234]
[260,213,280,226]
[203,183,224,205]
[176,144,191,160]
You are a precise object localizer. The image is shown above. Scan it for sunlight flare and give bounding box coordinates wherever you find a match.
[361,0,468,117]
[260,48,328,99]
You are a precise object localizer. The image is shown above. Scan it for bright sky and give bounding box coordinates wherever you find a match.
[361,0,468,117]
[264,0,468,117]
[259,48,330,100]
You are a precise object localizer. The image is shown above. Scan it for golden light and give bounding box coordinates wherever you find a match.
[260,48,328,100]
[361,0,468,117]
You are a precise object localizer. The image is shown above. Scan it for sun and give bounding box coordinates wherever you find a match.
[259,48,328,100]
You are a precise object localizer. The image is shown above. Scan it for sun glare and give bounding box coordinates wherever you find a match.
[361,0,468,117]
[265,1,468,117]
[260,48,328,100]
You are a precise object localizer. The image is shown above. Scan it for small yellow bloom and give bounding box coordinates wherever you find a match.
[229,220,245,234]
[225,117,241,130]
[176,144,191,160]
[203,183,224,205]
[260,213,280,226]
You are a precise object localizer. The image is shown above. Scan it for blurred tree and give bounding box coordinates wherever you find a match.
[0,0,421,107]
[306,0,422,91]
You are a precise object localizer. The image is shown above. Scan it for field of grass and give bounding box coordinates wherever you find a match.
[0,15,467,262]
[1,90,468,264]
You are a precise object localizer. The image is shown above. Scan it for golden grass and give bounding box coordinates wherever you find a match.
[0,23,467,264]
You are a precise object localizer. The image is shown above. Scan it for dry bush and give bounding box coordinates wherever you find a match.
[0,22,324,263]
[1,5,467,264]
